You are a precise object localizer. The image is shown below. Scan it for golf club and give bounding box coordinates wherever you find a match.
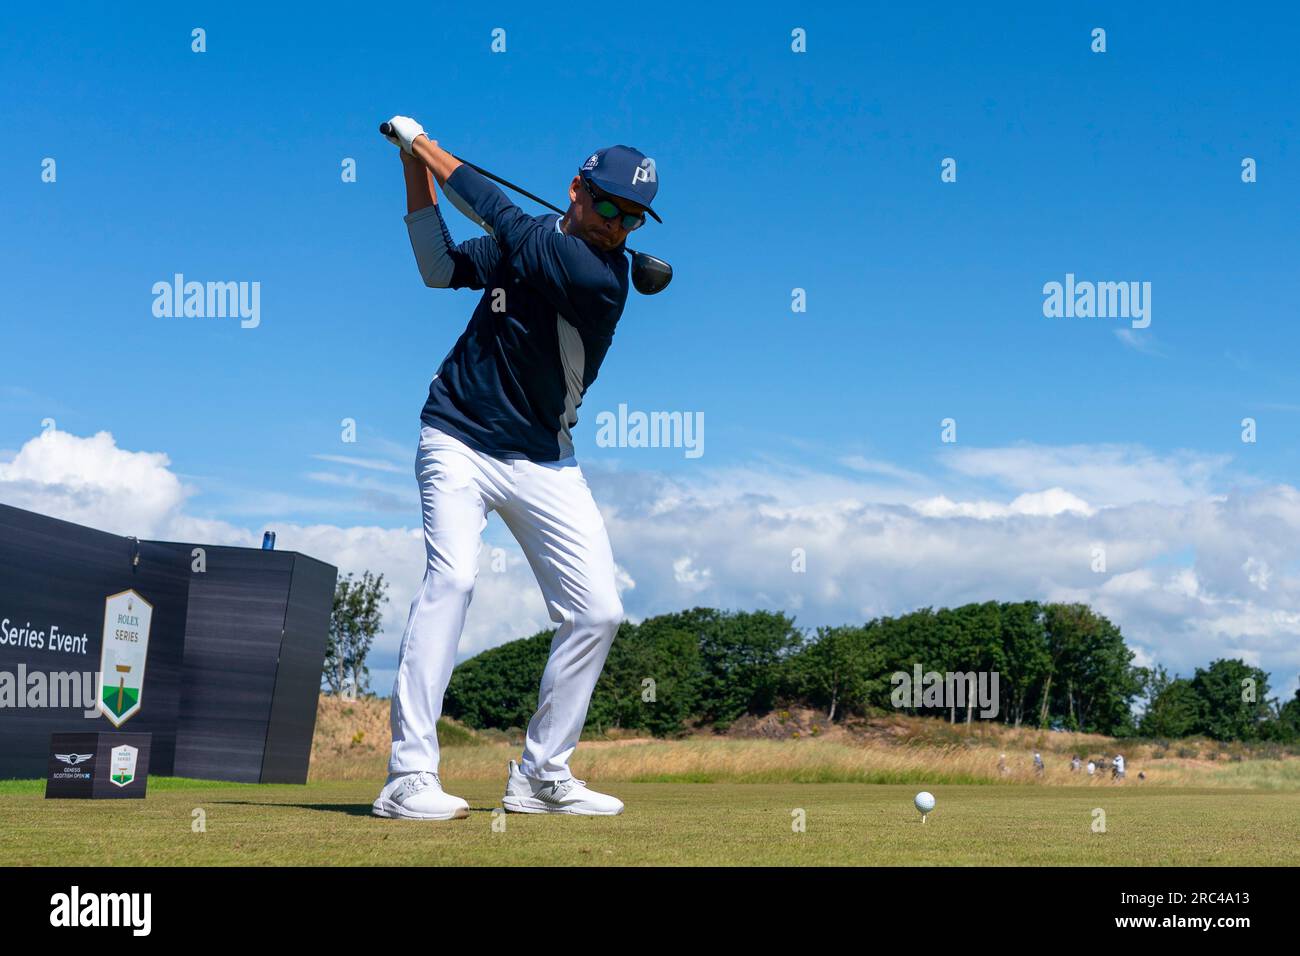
[379,122,672,295]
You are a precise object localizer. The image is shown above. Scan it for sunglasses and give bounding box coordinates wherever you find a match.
[581,176,645,231]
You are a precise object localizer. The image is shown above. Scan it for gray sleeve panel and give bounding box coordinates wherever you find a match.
[442,178,494,235]
[404,204,457,287]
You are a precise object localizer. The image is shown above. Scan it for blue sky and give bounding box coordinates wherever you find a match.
[3,3,1298,697]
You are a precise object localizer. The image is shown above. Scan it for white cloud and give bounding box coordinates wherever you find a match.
[3,428,1299,697]
[0,430,563,689]
[1243,557,1271,592]
[840,455,928,484]
[912,487,1093,519]
[672,555,713,591]
[274,522,553,666]
[0,430,190,537]
[311,454,407,474]
[590,464,1300,690]
[1115,328,1166,356]
[941,443,1233,507]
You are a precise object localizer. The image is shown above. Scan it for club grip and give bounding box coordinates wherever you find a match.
[379,122,394,136]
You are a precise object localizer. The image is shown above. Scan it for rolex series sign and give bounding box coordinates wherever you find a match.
[98,590,152,727]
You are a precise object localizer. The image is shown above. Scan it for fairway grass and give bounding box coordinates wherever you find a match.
[3,782,1297,866]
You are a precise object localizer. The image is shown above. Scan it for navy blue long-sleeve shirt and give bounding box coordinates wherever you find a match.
[405,163,629,462]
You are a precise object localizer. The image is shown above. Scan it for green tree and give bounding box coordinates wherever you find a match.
[1071,609,1140,734]
[1137,666,1200,738]
[443,629,552,729]
[1188,659,1272,741]
[788,624,888,721]
[1260,689,1300,743]
[687,607,803,730]
[590,617,702,736]
[999,601,1049,727]
[873,607,938,715]
[941,602,1007,724]
[323,571,388,696]
[1039,603,1139,734]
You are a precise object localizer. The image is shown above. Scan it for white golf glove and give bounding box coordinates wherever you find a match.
[385,115,427,154]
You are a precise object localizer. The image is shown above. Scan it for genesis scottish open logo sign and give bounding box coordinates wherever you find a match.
[97,590,152,727]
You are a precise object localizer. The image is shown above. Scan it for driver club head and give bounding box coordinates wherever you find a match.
[629,250,673,295]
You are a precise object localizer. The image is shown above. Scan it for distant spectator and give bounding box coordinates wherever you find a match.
[1113,753,1126,780]
[1033,751,1045,776]
[998,753,1008,775]
[1138,771,1146,781]
[1070,755,1082,772]
[1087,759,1096,776]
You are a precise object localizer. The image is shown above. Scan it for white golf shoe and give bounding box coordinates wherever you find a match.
[372,771,469,820]
[501,759,624,815]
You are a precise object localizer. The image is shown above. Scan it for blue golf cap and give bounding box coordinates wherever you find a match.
[579,146,662,222]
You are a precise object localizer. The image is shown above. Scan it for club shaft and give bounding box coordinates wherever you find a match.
[455,158,565,217]
[379,122,644,256]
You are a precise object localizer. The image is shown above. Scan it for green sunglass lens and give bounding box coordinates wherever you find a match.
[590,186,644,230]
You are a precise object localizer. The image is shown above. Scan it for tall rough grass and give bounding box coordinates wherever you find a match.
[308,694,1300,789]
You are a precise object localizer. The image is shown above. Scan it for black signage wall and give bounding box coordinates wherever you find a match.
[162,544,336,784]
[0,507,188,778]
[0,504,336,783]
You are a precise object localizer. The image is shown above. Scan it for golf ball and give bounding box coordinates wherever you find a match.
[914,791,936,814]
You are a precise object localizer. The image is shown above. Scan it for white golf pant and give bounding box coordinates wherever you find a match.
[389,424,623,781]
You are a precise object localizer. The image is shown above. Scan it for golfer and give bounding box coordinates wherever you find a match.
[371,116,661,820]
